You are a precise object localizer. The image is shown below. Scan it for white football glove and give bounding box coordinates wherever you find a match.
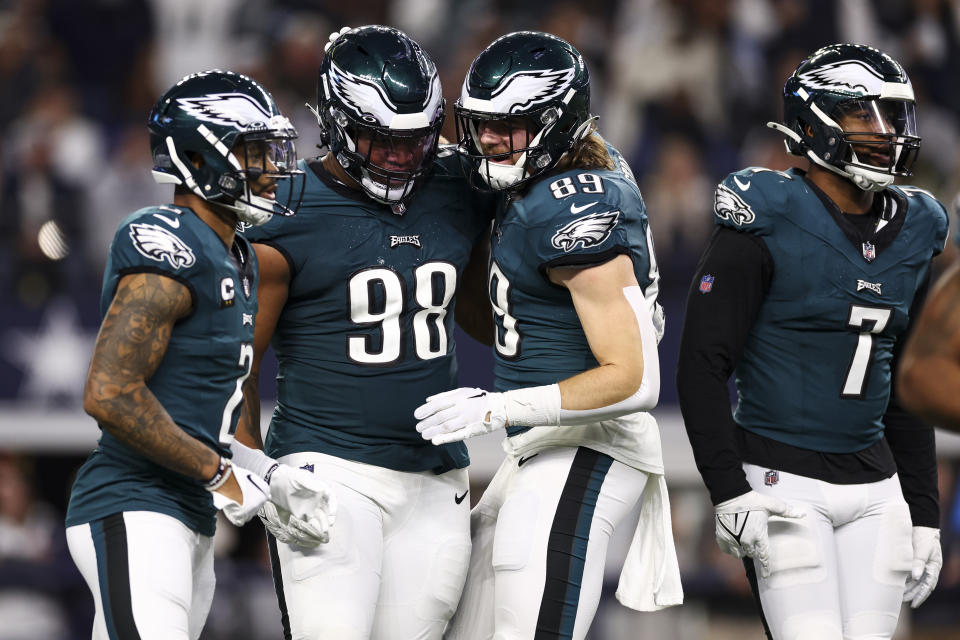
[211,464,270,527]
[259,501,331,547]
[415,387,507,445]
[714,490,805,578]
[267,464,337,543]
[904,526,942,608]
[325,26,352,52]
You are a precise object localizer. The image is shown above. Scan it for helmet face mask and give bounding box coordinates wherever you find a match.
[770,44,921,192]
[829,98,918,180]
[454,31,592,192]
[149,70,304,225]
[317,27,445,206]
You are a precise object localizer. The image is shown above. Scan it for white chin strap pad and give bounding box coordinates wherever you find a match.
[361,171,413,204]
[225,194,274,226]
[479,158,525,190]
[847,165,894,192]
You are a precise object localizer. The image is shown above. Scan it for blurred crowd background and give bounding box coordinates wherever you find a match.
[2,0,960,638]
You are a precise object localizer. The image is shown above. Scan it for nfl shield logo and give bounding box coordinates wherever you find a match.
[764,470,779,486]
[862,241,876,262]
[699,274,715,294]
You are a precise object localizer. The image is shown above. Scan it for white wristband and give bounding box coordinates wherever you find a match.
[229,441,279,482]
[502,384,562,427]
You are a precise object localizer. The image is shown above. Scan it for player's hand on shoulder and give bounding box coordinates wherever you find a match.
[904,526,942,608]
[714,490,805,578]
[415,387,507,445]
[266,464,338,545]
[209,462,270,527]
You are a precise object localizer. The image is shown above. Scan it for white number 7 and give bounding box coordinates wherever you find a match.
[842,305,892,398]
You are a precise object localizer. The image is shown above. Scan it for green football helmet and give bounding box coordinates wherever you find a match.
[314,26,444,207]
[768,44,919,192]
[454,31,592,191]
[148,69,303,226]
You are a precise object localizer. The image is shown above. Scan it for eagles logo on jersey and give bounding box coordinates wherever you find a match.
[129,223,197,269]
[551,210,620,251]
[714,184,756,226]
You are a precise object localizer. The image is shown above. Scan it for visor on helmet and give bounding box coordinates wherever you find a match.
[831,98,919,176]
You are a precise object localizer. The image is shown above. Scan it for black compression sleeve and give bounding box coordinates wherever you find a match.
[676,226,773,505]
[885,269,940,528]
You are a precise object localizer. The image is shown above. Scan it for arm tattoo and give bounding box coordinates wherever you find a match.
[85,273,219,480]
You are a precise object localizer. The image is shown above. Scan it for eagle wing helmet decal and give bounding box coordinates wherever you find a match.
[129,223,197,269]
[482,68,576,114]
[176,93,274,129]
[551,210,620,252]
[714,184,756,226]
[796,60,887,95]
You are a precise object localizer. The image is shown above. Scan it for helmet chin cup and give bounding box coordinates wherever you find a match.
[847,166,894,192]
[479,159,526,190]
[360,171,415,204]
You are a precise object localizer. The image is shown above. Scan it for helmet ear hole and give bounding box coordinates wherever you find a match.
[185,151,204,169]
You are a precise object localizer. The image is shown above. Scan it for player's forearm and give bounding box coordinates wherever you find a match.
[898,359,960,430]
[558,362,643,410]
[235,373,264,449]
[84,380,220,481]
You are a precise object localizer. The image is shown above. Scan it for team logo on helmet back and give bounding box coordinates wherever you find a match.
[129,223,196,269]
[551,210,620,252]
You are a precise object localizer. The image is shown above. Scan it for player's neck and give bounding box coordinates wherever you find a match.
[174,193,238,248]
[321,152,362,191]
[806,164,874,214]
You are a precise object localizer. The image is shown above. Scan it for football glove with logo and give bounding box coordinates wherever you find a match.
[904,526,942,608]
[210,463,270,527]
[714,490,805,578]
[415,387,508,444]
[267,464,338,543]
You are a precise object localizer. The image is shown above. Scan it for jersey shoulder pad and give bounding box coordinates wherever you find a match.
[713,167,797,234]
[891,185,949,253]
[525,168,638,264]
[112,205,201,274]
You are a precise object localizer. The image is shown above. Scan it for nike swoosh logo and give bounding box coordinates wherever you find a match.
[733,176,751,191]
[455,491,468,504]
[518,454,539,467]
[153,213,181,228]
[570,201,598,215]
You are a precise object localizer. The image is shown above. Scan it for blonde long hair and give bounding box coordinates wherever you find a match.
[553,126,615,172]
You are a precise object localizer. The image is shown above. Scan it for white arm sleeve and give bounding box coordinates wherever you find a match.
[229,440,279,480]
[504,286,661,428]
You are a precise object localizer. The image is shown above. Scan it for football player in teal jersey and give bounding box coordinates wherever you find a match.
[65,70,336,640]
[677,44,945,640]
[413,32,682,640]
[234,27,493,640]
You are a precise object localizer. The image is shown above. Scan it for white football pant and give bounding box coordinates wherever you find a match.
[743,463,913,640]
[66,511,215,640]
[446,446,649,640]
[268,452,471,640]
